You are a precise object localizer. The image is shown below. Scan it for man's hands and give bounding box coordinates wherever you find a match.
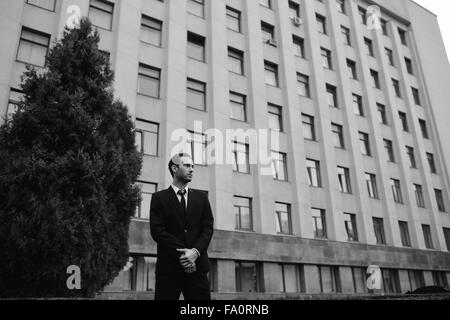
[176,248,199,274]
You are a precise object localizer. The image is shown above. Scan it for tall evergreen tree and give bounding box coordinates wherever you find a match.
[0,19,142,298]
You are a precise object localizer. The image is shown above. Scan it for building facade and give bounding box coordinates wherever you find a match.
[1,0,450,298]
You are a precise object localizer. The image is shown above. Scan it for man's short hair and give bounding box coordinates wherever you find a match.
[168,153,192,177]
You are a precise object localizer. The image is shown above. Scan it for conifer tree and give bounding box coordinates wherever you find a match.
[0,18,142,298]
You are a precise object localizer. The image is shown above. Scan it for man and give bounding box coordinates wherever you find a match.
[150,153,214,300]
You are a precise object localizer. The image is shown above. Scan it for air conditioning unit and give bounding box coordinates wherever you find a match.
[266,38,278,46]
[292,17,302,26]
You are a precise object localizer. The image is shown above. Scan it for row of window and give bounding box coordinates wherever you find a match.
[135,180,449,251]
[109,254,449,294]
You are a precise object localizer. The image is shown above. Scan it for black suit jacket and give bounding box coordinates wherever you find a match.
[150,187,214,275]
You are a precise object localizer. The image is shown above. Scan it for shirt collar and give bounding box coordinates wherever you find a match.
[171,184,189,195]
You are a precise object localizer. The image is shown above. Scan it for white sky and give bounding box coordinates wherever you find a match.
[413,0,450,63]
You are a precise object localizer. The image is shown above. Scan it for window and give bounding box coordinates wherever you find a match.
[381,19,388,36]
[6,88,23,120]
[260,0,271,9]
[359,132,371,156]
[226,6,241,32]
[341,26,351,46]
[235,262,263,293]
[135,182,157,220]
[365,173,379,199]
[399,221,411,247]
[336,0,346,14]
[89,0,114,30]
[364,38,374,56]
[443,228,450,251]
[358,7,367,25]
[414,184,425,208]
[370,70,380,89]
[406,147,417,168]
[27,0,56,11]
[398,28,407,46]
[399,112,409,132]
[422,224,434,249]
[427,153,437,174]
[228,47,244,75]
[137,64,161,98]
[382,269,401,294]
[384,139,395,162]
[326,84,338,108]
[435,189,446,212]
[373,217,386,245]
[408,270,425,291]
[405,58,413,75]
[392,79,401,97]
[297,73,310,97]
[230,92,246,122]
[316,14,327,34]
[293,36,305,58]
[234,196,252,231]
[111,255,157,291]
[321,48,332,69]
[412,87,421,105]
[264,61,278,87]
[432,271,448,287]
[268,104,283,132]
[307,159,321,187]
[352,267,368,293]
[385,48,394,66]
[271,151,288,181]
[377,103,387,124]
[17,27,50,67]
[187,78,206,111]
[391,179,403,204]
[318,266,341,293]
[419,119,429,139]
[135,119,159,156]
[187,32,205,62]
[332,123,345,149]
[261,22,275,43]
[302,114,316,141]
[141,15,162,46]
[352,94,363,116]
[337,167,351,194]
[347,59,357,80]
[344,213,358,242]
[289,1,300,19]
[312,208,327,239]
[279,264,305,293]
[232,141,250,173]
[187,0,205,18]
[186,131,207,165]
[275,202,292,235]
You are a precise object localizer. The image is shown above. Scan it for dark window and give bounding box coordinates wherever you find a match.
[413,184,425,208]
[373,217,386,245]
[275,202,292,235]
[318,266,341,293]
[226,6,241,32]
[344,213,358,242]
[138,64,161,98]
[186,78,206,111]
[422,224,434,249]
[187,32,206,62]
[391,179,403,204]
[399,221,411,247]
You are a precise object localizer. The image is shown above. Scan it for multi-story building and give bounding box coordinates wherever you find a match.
[1,0,450,298]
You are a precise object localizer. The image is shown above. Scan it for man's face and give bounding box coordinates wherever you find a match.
[174,156,194,183]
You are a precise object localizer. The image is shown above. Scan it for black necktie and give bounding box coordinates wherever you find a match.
[177,189,187,217]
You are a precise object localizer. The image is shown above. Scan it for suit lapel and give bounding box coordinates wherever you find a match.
[165,187,184,223]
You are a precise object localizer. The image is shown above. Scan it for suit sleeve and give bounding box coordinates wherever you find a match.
[150,193,185,250]
[193,194,214,255]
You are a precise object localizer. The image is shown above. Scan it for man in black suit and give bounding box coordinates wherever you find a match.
[150,153,214,300]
